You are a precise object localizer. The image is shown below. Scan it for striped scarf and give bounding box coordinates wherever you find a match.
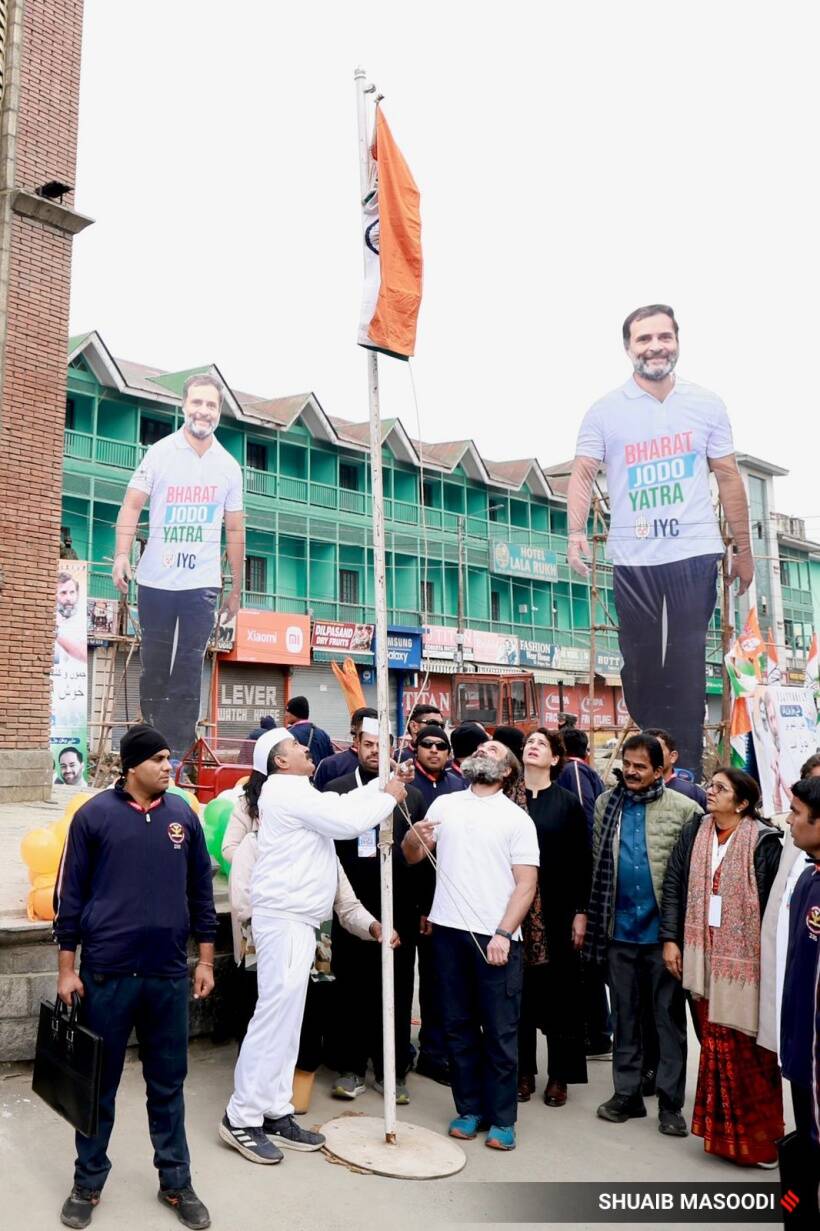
[583,776,665,966]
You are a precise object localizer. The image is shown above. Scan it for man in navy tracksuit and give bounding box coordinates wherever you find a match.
[54,725,217,1231]
[779,776,820,1228]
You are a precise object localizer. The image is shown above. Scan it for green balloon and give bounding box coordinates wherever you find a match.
[202,796,234,876]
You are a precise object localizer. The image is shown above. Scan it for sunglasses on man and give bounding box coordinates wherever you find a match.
[418,740,448,752]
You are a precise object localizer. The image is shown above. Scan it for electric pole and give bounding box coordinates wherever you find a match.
[456,514,465,671]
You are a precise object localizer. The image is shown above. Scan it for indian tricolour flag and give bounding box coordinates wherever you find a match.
[358,106,422,361]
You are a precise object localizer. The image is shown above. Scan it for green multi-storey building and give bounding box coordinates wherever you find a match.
[61,333,817,742]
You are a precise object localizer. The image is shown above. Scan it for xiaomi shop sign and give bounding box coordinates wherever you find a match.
[225,611,311,665]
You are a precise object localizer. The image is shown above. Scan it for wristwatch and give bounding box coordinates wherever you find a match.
[494,928,513,941]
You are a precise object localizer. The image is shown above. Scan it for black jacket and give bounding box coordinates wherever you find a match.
[54,783,218,977]
[326,770,429,928]
[660,816,782,945]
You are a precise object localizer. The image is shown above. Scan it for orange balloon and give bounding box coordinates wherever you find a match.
[50,817,71,845]
[62,792,93,822]
[20,827,63,880]
[27,878,56,922]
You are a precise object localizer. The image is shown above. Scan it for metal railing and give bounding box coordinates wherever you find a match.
[64,434,594,552]
[64,430,146,472]
[246,468,277,498]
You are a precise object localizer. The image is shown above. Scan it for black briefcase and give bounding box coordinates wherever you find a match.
[32,994,103,1138]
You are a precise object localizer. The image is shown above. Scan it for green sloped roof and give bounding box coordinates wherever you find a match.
[68,332,91,353]
[145,365,213,396]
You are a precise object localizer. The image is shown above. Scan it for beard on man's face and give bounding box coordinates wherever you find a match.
[631,349,678,382]
[462,754,506,785]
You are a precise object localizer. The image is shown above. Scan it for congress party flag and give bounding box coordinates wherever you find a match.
[806,630,820,735]
[807,629,819,690]
[723,606,765,769]
[727,695,752,769]
[736,606,764,665]
[764,628,782,685]
[358,106,422,360]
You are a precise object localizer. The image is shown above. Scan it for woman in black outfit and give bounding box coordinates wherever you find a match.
[516,728,591,1107]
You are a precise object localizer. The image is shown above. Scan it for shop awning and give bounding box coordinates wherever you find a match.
[531,670,576,685]
[419,658,533,677]
[313,650,374,666]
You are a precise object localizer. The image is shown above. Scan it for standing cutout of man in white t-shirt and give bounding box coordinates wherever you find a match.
[567,305,753,773]
[113,374,245,757]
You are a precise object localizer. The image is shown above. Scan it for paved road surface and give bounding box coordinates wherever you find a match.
[2,1028,790,1231]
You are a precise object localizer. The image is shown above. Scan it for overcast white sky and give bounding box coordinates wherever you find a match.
[70,0,818,531]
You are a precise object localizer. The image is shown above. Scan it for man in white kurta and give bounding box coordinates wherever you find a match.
[220,728,406,1165]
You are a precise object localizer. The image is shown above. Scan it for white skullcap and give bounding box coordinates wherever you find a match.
[253,727,293,775]
[361,716,392,737]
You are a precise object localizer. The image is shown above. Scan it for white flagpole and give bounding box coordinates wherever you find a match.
[355,65,397,1143]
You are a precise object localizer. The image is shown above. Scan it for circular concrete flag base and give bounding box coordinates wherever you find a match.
[320,1115,466,1179]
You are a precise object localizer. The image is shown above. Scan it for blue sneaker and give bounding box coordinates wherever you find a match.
[485,1124,516,1150]
[448,1114,487,1139]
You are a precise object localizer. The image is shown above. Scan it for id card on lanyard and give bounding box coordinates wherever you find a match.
[354,768,379,858]
[709,828,735,928]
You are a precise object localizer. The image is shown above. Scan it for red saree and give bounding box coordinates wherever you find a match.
[691,997,783,1166]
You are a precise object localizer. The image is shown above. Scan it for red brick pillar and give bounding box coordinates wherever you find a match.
[0,0,92,801]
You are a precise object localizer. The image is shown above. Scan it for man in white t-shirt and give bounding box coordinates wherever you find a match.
[112,374,245,757]
[403,740,538,1152]
[568,305,753,772]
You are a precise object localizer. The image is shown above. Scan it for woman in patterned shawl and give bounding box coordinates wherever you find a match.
[660,768,783,1166]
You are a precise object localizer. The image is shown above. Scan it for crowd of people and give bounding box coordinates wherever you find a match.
[51,708,820,1229]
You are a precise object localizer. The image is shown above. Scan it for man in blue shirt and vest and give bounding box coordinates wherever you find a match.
[584,734,700,1137]
[54,724,217,1231]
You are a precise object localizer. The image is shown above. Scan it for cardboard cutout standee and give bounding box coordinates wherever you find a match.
[568,306,754,774]
[112,374,245,758]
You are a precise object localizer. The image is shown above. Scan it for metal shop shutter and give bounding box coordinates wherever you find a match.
[289,663,357,744]
[216,662,287,741]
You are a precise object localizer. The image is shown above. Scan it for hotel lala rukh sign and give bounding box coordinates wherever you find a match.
[491,541,558,581]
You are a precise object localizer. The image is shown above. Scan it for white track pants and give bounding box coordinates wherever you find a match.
[226,916,316,1126]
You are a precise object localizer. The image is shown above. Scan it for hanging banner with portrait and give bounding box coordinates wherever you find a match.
[51,561,89,789]
[749,684,818,816]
